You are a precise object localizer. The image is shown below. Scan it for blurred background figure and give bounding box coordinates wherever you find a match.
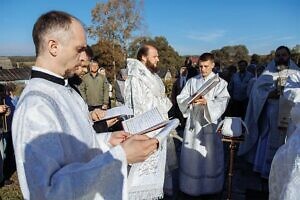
[247,64,266,97]
[69,45,93,95]
[239,46,299,186]
[80,58,110,111]
[0,84,8,186]
[170,66,188,130]
[185,56,198,80]
[115,68,128,106]
[0,83,16,186]
[99,67,113,109]
[228,60,254,119]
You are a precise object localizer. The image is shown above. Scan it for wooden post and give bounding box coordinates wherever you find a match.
[226,140,238,200]
[2,98,8,133]
[221,135,244,200]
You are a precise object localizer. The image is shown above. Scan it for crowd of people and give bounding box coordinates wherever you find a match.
[1,10,300,200]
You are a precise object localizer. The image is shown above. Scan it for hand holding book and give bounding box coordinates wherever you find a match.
[187,74,220,105]
[93,105,133,122]
[122,107,179,146]
[193,96,207,105]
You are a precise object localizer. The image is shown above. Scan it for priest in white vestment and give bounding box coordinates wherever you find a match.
[124,47,172,119]
[124,45,177,198]
[12,11,158,200]
[269,104,300,200]
[177,53,230,196]
[239,46,299,179]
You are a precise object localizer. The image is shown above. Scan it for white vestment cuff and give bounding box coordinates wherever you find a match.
[95,132,112,150]
[109,145,127,165]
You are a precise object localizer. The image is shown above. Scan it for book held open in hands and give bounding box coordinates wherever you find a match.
[95,105,133,122]
[122,107,179,143]
[187,73,220,104]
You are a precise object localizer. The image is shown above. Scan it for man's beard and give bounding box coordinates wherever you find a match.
[65,68,76,78]
[68,74,82,85]
[275,58,289,67]
[146,60,158,73]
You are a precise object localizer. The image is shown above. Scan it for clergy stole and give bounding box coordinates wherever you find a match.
[277,75,293,129]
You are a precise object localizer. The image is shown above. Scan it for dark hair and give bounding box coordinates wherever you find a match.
[32,10,77,56]
[137,45,155,61]
[5,82,17,93]
[184,56,192,66]
[0,84,5,98]
[276,46,291,55]
[85,45,94,59]
[198,53,214,62]
[91,55,100,63]
[238,60,248,66]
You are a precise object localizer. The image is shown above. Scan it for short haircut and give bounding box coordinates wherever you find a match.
[198,53,214,62]
[238,60,248,66]
[136,45,155,61]
[276,46,291,55]
[32,10,78,56]
[89,59,99,66]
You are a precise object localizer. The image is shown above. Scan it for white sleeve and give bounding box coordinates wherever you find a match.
[204,80,230,123]
[284,72,300,103]
[12,95,127,200]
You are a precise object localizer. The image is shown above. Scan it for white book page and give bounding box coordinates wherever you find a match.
[122,108,165,134]
[100,105,133,121]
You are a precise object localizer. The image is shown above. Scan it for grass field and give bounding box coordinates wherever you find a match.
[0,172,22,200]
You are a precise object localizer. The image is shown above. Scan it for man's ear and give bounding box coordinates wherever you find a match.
[212,62,215,68]
[48,39,58,57]
[141,55,147,63]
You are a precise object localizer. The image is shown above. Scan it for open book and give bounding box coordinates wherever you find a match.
[122,107,167,135]
[187,74,220,104]
[122,107,179,141]
[95,105,133,122]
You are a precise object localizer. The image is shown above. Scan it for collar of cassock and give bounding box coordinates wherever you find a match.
[31,66,68,86]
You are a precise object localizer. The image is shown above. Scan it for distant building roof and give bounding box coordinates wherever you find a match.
[0,67,31,82]
[0,56,13,69]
